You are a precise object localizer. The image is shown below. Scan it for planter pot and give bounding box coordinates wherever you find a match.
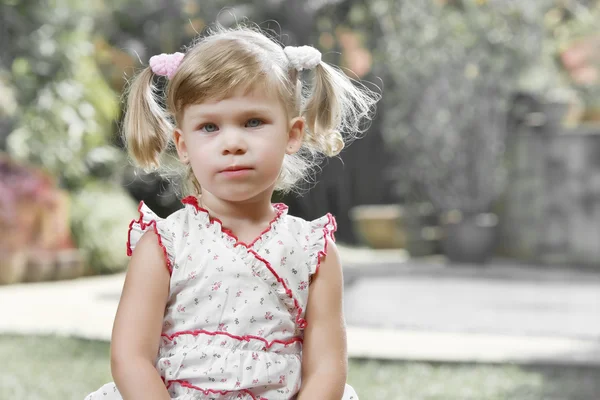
[582,106,600,123]
[25,251,56,282]
[54,249,85,280]
[0,251,28,285]
[350,204,406,249]
[349,203,442,255]
[441,210,498,264]
[541,101,570,131]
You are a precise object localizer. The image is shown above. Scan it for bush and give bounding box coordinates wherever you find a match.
[70,183,139,274]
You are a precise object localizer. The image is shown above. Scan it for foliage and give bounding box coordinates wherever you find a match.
[0,153,55,227]
[0,0,141,274]
[546,1,600,108]
[69,182,139,273]
[93,0,349,103]
[1,0,122,190]
[370,0,556,213]
[0,78,17,118]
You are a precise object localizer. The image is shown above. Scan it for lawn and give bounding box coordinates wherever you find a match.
[2,335,600,400]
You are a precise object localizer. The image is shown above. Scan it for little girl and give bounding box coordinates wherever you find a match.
[86,24,377,400]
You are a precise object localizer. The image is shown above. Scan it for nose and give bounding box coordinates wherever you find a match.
[220,127,247,156]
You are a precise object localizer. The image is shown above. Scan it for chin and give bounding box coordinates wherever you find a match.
[214,186,272,203]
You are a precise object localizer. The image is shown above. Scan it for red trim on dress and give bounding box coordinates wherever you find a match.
[161,329,303,350]
[182,196,287,248]
[126,201,173,275]
[248,249,308,329]
[314,213,337,276]
[181,196,307,329]
[166,380,257,400]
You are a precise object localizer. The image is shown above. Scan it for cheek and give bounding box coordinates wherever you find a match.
[257,136,287,162]
[186,141,213,170]
[262,149,286,176]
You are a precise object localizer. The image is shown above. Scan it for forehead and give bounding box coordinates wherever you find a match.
[183,85,286,118]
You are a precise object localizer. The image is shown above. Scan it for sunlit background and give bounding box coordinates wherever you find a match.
[1,0,600,399]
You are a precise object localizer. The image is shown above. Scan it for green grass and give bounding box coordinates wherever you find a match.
[2,335,600,400]
[347,359,600,400]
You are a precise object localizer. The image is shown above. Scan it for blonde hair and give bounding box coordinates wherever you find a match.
[123,24,379,195]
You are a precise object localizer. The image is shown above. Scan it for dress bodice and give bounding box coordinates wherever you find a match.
[127,197,336,400]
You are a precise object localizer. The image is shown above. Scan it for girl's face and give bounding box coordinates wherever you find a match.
[174,87,303,203]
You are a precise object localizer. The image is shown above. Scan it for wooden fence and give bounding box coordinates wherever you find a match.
[499,113,600,267]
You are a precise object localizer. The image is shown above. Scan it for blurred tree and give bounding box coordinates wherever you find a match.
[550,1,600,120]
[370,0,560,215]
[1,0,122,189]
[0,0,139,274]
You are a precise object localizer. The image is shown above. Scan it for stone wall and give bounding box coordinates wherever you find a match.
[499,123,600,266]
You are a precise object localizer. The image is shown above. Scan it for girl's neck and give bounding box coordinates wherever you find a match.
[198,191,277,225]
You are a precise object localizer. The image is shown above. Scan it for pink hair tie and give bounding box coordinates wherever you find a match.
[149,52,185,79]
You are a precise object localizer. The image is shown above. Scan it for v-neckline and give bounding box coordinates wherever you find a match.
[181,196,288,250]
[181,196,306,329]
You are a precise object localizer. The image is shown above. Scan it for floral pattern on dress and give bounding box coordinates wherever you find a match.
[85,197,357,400]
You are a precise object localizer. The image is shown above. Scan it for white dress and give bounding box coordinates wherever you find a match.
[85,196,358,400]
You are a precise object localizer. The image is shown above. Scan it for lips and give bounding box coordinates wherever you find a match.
[221,165,253,172]
[219,165,254,178]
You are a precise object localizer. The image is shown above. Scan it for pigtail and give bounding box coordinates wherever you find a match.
[302,62,379,156]
[122,67,174,169]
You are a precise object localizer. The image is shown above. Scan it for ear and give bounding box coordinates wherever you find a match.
[286,117,305,155]
[173,128,189,163]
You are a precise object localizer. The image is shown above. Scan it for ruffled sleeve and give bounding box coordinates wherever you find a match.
[126,201,175,275]
[307,213,337,275]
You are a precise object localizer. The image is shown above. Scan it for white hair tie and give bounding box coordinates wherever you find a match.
[284,46,322,71]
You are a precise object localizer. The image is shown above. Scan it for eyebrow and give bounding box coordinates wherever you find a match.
[241,107,273,116]
[188,107,274,122]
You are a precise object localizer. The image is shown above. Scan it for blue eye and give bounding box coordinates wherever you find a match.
[201,123,218,133]
[246,118,263,128]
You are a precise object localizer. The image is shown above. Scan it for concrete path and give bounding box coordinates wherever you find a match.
[343,258,600,366]
[345,259,600,339]
[1,249,600,367]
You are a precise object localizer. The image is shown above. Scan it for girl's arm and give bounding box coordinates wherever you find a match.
[297,238,347,400]
[110,231,171,400]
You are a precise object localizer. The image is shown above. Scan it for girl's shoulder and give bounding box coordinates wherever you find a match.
[126,199,199,275]
[281,210,337,240]
[129,200,195,237]
[277,208,337,276]
[129,198,337,243]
